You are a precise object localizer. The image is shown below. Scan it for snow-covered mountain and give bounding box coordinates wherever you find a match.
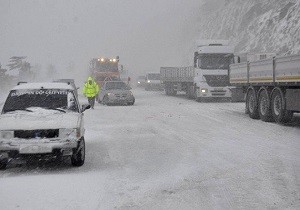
[194,0,300,56]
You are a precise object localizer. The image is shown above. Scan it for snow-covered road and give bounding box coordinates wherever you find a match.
[1,89,300,209]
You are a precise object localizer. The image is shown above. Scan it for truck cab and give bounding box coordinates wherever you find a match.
[193,40,234,99]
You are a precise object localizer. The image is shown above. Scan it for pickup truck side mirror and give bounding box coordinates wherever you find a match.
[81,104,91,112]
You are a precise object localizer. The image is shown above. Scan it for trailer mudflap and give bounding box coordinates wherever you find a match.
[286,89,300,112]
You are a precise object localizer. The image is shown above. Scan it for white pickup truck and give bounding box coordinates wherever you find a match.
[230,54,300,123]
[0,82,90,169]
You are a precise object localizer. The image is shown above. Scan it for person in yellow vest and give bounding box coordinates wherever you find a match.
[83,76,100,109]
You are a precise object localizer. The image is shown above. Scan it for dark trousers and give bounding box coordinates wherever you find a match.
[88,97,95,108]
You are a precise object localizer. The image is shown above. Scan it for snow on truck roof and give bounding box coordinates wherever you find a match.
[12,82,74,90]
[196,39,229,47]
[197,45,235,54]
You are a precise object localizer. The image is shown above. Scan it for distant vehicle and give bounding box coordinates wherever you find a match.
[98,81,135,106]
[160,40,239,101]
[0,82,90,169]
[230,54,300,124]
[53,79,79,98]
[145,73,163,91]
[136,76,146,87]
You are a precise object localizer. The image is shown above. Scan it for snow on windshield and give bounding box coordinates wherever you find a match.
[2,89,78,113]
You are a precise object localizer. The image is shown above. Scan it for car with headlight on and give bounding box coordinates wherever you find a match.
[0,82,90,170]
[136,75,146,87]
[98,81,135,106]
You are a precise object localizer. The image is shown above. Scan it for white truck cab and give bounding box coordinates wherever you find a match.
[193,40,234,99]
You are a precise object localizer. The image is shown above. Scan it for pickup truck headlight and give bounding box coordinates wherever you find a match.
[0,131,14,139]
[59,128,80,139]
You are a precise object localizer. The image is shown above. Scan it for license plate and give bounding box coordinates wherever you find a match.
[19,145,52,154]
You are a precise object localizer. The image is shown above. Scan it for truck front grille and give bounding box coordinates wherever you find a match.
[14,129,59,139]
[204,75,229,87]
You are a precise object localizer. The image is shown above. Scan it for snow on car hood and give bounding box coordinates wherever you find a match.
[0,108,80,130]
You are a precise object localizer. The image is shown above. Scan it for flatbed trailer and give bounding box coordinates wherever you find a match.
[229,54,300,123]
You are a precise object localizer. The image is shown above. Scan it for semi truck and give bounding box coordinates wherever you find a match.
[229,54,300,123]
[160,40,237,101]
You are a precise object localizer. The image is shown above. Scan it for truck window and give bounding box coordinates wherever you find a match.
[198,54,234,70]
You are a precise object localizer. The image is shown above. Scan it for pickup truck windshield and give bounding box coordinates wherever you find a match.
[198,54,234,70]
[2,89,78,114]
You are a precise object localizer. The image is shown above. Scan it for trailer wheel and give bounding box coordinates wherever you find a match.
[166,84,176,96]
[246,88,259,119]
[271,88,293,124]
[258,88,273,122]
[187,85,196,99]
[165,84,171,96]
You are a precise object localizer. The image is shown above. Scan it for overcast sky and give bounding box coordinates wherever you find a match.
[0,0,201,80]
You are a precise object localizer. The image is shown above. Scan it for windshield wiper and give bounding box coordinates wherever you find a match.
[45,108,66,113]
[5,108,33,113]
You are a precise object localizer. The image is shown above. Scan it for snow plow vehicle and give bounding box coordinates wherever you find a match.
[229,54,300,124]
[89,56,120,86]
[0,82,90,169]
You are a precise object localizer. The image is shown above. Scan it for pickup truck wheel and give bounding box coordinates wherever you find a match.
[0,158,8,170]
[258,88,273,122]
[271,88,293,124]
[71,138,85,167]
[246,88,259,119]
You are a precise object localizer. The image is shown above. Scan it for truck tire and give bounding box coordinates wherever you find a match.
[246,88,259,119]
[195,97,202,102]
[258,88,273,122]
[165,84,171,95]
[165,84,176,96]
[271,88,293,124]
[187,85,195,99]
[0,158,8,170]
[71,138,85,167]
[170,86,177,96]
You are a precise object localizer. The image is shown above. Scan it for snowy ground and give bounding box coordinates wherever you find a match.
[0,89,300,210]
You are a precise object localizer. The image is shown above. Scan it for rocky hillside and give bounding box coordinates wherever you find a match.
[194,0,300,56]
